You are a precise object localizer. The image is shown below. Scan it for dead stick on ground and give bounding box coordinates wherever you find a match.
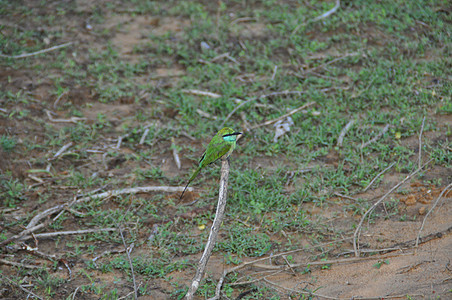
[3,187,189,247]
[182,89,222,98]
[0,42,73,59]
[0,273,44,300]
[49,142,74,161]
[360,124,390,149]
[171,137,181,169]
[185,160,230,300]
[418,116,426,169]
[75,186,192,204]
[119,227,138,300]
[209,237,351,300]
[363,162,396,192]
[0,258,41,269]
[31,228,116,239]
[253,251,413,270]
[27,194,79,228]
[337,119,356,147]
[353,159,433,257]
[292,0,340,34]
[221,97,257,128]
[264,278,341,300]
[249,102,316,130]
[415,183,452,247]
[13,228,117,243]
[0,223,46,247]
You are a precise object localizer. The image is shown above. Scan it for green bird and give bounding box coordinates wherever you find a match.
[179,127,242,200]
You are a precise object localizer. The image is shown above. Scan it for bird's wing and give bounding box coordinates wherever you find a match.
[200,141,231,168]
[199,152,206,163]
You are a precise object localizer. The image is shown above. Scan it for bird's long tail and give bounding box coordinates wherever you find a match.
[179,167,201,200]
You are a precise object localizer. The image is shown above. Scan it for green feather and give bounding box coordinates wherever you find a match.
[179,127,241,200]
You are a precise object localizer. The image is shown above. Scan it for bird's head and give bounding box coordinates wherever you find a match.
[219,127,242,142]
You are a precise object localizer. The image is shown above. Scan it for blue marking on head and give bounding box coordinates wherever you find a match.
[223,135,237,142]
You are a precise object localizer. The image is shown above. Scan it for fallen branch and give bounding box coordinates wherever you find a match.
[363,162,396,192]
[139,128,150,144]
[360,124,390,149]
[252,251,412,270]
[49,142,74,161]
[171,137,181,169]
[418,116,426,169]
[221,97,257,128]
[0,223,46,247]
[209,237,351,300]
[311,0,340,22]
[0,273,43,300]
[75,186,192,205]
[3,186,187,247]
[415,183,452,247]
[249,102,316,130]
[304,52,360,74]
[53,91,68,108]
[0,258,40,269]
[45,109,86,123]
[186,160,230,300]
[31,228,116,239]
[292,0,340,34]
[264,278,340,300]
[196,108,217,120]
[119,227,138,300]
[27,194,79,228]
[337,119,356,147]
[0,42,73,59]
[353,159,433,257]
[182,89,221,98]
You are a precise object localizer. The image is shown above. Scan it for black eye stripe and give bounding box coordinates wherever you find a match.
[223,132,241,137]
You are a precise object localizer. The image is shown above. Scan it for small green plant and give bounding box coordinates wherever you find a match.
[373,260,389,269]
[0,135,16,152]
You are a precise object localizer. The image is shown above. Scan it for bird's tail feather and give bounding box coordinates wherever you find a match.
[179,167,201,200]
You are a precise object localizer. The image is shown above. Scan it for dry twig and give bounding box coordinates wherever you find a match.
[209,237,351,299]
[415,183,452,247]
[0,273,43,299]
[0,223,46,247]
[249,102,316,130]
[119,227,138,300]
[221,97,257,127]
[53,91,68,108]
[186,160,230,299]
[45,109,86,123]
[418,116,426,169]
[264,278,340,299]
[360,124,390,149]
[337,119,356,147]
[363,162,396,192]
[271,65,278,80]
[303,52,360,74]
[196,108,217,120]
[0,258,40,269]
[31,228,116,239]
[75,186,191,205]
[182,89,221,98]
[49,142,74,161]
[171,137,181,169]
[0,42,73,59]
[353,159,433,257]
[292,0,340,34]
[139,128,150,144]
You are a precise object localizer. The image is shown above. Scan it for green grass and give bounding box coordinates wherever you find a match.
[0,0,450,298]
